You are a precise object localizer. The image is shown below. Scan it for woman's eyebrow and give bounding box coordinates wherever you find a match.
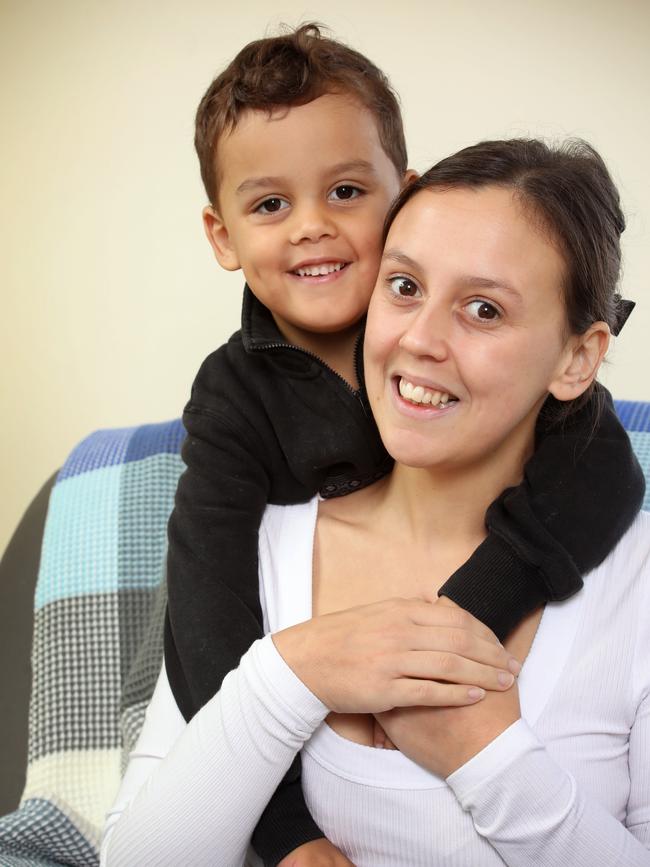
[460,275,521,299]
[382,252,522,300]
[382,249,421,270]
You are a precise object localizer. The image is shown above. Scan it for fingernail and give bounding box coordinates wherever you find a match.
[498,671,514,687]
[468,687,485,701]
[508,658,522,676]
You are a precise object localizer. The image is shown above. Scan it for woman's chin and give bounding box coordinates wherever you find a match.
[382,433,455,471]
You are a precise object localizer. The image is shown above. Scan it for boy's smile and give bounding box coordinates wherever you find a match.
[203,93,406,356]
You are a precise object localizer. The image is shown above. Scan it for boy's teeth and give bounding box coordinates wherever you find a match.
[399,378,453,407]
[295,262,344,277]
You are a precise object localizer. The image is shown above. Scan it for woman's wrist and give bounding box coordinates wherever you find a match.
[438,710,522,778]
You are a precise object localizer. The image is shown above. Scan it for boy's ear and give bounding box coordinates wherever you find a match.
[548,321,611,402]
[402,168,419,188]
[202,206,241,271]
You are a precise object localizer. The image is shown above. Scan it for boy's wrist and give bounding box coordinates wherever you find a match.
[439,533,547,641]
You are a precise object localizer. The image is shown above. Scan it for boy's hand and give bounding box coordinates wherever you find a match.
[273,597,519,714]
[277,838,356,866]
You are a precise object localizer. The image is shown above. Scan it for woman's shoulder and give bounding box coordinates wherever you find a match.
[603,509,650,570]
[260,497,320,540]
[587,509,650,615]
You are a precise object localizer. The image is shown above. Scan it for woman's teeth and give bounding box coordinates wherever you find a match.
[295,262,345,277]
[398,378,455,407]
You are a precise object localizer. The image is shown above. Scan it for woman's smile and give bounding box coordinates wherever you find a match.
[394,376,459,415]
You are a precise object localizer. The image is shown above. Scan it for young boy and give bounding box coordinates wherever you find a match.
[164,24,644,866]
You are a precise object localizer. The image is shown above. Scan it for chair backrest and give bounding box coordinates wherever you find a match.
[614,400,650,510]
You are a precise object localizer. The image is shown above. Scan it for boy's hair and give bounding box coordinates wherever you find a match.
[195,23,408,206]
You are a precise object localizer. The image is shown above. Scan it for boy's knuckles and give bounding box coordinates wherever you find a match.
[435,651,457,677]
[409,680,435,705]
[448,628,470,655]
[446,608,471,630]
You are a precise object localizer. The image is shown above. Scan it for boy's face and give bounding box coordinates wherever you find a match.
[204,93,407,347]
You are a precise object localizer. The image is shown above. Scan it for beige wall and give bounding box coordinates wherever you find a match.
[1,0,649,552]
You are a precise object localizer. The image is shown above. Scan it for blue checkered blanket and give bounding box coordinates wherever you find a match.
[0,420,185,866]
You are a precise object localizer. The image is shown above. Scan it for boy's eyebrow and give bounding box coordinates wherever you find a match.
[235,160,379,196]
[327,159,378,177]
[382,249,521,298]
[236,176,285,195]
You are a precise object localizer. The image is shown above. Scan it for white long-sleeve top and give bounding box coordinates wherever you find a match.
[101,502,650,866]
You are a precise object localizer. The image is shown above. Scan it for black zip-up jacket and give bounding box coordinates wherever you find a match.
[165,286,645,866]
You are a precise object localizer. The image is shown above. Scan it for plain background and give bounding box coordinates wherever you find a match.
[1,0,649,553]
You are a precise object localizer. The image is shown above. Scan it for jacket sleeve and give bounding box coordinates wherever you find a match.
[165,403,324,864]
[439,384,645,640]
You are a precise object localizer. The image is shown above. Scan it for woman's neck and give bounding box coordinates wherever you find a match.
[371,432,534,555]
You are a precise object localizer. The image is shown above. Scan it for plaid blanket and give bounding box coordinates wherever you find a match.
[0,420,185,866]
[0,402,649,867]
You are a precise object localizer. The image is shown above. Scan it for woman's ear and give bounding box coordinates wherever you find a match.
[549,322,611,402]
[202,206,241,271]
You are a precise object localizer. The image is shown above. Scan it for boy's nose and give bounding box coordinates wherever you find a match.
[399,302,450,361]
[289,202,338,244]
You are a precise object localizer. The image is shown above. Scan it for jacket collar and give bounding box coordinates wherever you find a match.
[241,284,288,353]
[239,283,368,390]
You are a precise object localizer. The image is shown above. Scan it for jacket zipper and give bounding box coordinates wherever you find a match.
[250,334,365,401]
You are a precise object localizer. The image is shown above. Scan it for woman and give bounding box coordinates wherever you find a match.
[101,139,649,866]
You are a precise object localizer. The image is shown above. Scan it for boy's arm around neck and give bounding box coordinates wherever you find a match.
[439,384,645,640]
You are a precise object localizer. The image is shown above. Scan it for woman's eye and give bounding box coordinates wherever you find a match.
[388,276,420,298]
[466,300,501,321]
[329,185,361,201]
[255,197,289,215]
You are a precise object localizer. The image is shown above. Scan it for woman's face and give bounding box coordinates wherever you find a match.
[364,185,577,473]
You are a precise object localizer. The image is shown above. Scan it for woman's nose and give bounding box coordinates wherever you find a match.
[289,201,338,245]
[398,303,450,361]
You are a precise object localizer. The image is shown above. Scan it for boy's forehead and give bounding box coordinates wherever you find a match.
[216,93,396,192]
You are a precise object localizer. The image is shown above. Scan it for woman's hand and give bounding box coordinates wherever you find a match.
[272,598,520,714]
[376,675,521,778]
[277,838,356,866]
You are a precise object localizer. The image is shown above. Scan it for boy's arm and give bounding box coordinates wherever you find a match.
[439,384,645,640]
[166,402,326,864]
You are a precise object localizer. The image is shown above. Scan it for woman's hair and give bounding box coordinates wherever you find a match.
[383,138,627,423]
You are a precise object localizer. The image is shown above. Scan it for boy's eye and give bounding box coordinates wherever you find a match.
[255,197,289,215]
[329,185,361,201]
[465,300,501,322]
[388,276,420,298]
